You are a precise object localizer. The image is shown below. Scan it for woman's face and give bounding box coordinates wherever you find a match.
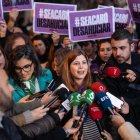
[15,58,34,81]
[98,42,112,62]
[70,55,88,81]
[0,50,5,69]
[53,57,61,76]
[33,40,46,55]
[13,37,26,50]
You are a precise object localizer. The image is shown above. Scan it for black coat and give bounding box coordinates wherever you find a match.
[0,116,67,140]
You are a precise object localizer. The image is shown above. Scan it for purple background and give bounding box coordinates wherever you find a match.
[34,2,77,35]
[115,8,132,29]
[98,5,132,29]
[127,0,140,23]
[2,0,33,12]
[0,0,3,21]
[68,7,115,42]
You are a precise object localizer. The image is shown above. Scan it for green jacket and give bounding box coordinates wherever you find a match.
[10,68,53,103]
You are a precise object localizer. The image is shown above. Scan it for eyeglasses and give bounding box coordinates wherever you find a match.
[15,62,33,72]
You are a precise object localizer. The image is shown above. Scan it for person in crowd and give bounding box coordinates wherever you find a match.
[4,32,32,60]
[79,40,98,65]
[0,45,59,129]
[98,39,112,63]
[47,31,62,67]
[52,47,71,78]
[103,29,140,131]
[32,35,50,68]
[0,68,82,140]
[61,48,101,140]
[8,44,53,102]
[91,39,112,81]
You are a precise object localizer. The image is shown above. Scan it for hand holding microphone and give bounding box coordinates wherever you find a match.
[90,82,107,94]
[104,66,136,82]
[72,89,95,128]
[70,92,81,116]
[91,82,124,110]
[95,92,114,115]
[88,103,107,139]
[105,66,121,78]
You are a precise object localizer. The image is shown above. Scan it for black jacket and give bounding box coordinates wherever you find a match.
[0,116,67,140]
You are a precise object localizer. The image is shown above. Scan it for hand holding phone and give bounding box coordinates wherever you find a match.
[27,90,47,101]
[106,92,124,109]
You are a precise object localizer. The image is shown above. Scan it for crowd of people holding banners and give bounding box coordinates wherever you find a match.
[0,0,140,140]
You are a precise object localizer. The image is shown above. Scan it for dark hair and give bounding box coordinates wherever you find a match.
[98,39,111,49]
[31,35,51,49]
[4,33,32,60]
[111,29,133,45]
[54,48,71,66]
[78,40,97,48]
[9,44,42,84]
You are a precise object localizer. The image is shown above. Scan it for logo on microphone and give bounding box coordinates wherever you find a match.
[100,96,109,102]
[99,85,105,92]
[113,68,117,76]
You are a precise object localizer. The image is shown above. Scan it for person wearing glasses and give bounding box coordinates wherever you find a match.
[8,44,53,103]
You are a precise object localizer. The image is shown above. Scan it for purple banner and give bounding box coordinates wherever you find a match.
[98,5,132,30]
[33,2,77,35]
[68,7,115,42]
[127,0,140,23]
[115,8,131,30]
[2,0,33,12]
[0,0,3,21]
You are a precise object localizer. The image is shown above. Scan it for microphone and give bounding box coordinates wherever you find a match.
[95,92,114,115]
[88,103,106,139]
[70,92,81,116]
[90,82,107,93]
[45,88,69,108]
[104,66,121,78]
[73,89,95,128]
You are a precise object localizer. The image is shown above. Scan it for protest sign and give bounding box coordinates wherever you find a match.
[68,7,115,42]
[98,5,131,30]
[33,2,77,35]
[115,8,131,29]
[127,0,140,23]
[2,0,33,12]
